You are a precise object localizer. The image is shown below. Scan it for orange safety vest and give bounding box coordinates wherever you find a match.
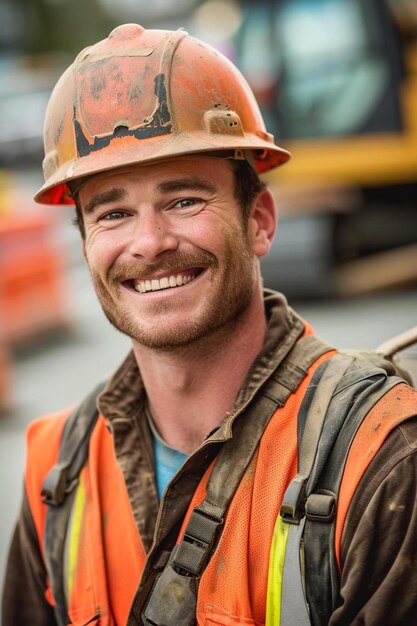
[24,357,417,626]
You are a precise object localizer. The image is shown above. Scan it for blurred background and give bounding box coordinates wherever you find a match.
[1,0,417,598]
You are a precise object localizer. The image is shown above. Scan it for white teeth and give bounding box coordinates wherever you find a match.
[134,273,197,293]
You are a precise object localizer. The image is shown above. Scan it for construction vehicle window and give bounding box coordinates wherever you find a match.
[237,0,397,140]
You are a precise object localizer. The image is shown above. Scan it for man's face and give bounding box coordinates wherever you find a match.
[78,156,270,350]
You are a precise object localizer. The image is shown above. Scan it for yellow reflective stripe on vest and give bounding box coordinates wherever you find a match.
[266,515,290,625]
[64,477,86,601]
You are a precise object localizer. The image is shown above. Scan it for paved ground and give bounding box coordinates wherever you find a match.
[0,249,416,597]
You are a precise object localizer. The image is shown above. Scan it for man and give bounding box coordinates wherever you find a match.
[2,23,417,626]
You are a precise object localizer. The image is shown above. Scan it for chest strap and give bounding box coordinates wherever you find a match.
[140,334,332,626]
[276,353,354,626]
[275,353,403,626]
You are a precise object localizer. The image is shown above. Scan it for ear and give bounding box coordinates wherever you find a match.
[248,187,277,257]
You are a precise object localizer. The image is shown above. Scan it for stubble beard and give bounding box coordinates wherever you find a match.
[88,234,257,351]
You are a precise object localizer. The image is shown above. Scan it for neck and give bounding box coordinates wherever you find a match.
[132,291,267,453]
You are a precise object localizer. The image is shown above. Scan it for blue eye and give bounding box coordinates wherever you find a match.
[101,210,126,220]
[176,198,197,208]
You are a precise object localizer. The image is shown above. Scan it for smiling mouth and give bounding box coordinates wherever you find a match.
[130,269,203,293]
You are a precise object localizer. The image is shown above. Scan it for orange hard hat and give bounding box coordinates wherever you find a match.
[35,23,290,205]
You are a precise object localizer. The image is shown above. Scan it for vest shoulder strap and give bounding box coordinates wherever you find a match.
[41,381,106,626]
[277,350,413,626]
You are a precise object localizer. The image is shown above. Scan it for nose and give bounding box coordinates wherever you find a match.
[127,209,179,260]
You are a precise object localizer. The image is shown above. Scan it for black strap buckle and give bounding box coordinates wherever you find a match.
[41,464,79,506]
[280,474,307,525]
[305,493,336,522]
[173,508,223,577]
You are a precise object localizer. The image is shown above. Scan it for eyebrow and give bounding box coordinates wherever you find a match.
[156,178,217,195]
[82,187,127,216]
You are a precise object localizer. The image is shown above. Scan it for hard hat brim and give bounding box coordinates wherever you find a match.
[34,132,290,205]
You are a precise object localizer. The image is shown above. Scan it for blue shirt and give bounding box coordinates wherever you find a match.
[147,410,189,500]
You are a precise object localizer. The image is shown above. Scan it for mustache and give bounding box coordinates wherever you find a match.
[108,250,218,282]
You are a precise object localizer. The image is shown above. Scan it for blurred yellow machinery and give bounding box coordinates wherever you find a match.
[238,0,417,296]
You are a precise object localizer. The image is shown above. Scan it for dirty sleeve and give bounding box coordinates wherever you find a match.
[331,415,417,625]
[1,488,57,626]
